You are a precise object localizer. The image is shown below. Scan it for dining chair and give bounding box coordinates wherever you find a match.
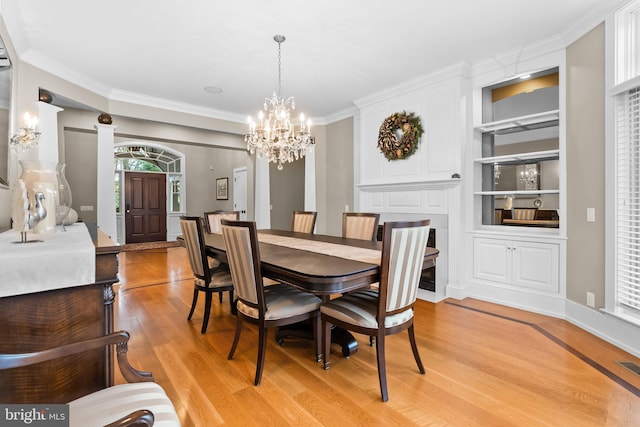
[220,219,322,386]
[321,219,431,401]
[204,210,240,234]
[342,212,380,241]
[0,330,180,426]
[180,215,235,334]
[513,208,537,220]
[292,211,317,234]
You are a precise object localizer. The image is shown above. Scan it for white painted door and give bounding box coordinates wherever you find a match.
[233,167,247,220]
[512,240,559,292]
[473,237,511,285]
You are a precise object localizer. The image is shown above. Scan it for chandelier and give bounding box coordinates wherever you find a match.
[519,163,539,190]
[10,112,40,152]
[245,35,314,170]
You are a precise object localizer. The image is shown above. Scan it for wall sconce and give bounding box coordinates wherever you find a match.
[10,112,40,152]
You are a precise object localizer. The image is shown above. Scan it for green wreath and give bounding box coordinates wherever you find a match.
[377,111,424,161]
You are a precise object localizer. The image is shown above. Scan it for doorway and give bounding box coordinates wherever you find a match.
[124,171,167,243]
[233,167,247,220]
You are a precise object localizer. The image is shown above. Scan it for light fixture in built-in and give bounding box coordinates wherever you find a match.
[10,112,40,152]
[519,74,531,80]
[204,86,223,94]
[245,34,314,170]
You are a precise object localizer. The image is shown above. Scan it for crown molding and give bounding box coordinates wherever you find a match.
[354,62,471,109]
[108,89,246,124]
[322,104,358,125]
[562,0,629,47]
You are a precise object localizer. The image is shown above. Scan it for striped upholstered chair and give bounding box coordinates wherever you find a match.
[342,212,380,241]
[292,211,317,234]
[204,210,240,234]
[321,219,431,401]
[221,219,322,386]
[180,216,235,334]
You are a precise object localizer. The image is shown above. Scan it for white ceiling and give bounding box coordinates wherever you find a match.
[0,0,624,123]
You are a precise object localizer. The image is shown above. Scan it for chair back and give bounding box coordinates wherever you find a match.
[513,208,537,220]
[220,220,265,311]
[378,220,431,316]
[180,216,209,281]
[204,211,240,233]
[342,212,380,241]
[292,211,317,234]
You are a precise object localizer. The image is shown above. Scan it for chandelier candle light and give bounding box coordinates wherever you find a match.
[10,112,40,152]
[245,35,314,170]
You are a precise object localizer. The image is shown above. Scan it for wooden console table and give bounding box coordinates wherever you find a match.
[0,223,120,404]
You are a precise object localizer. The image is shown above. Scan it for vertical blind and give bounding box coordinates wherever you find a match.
[616,86,640,315]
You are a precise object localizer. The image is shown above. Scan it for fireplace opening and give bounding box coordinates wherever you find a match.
[377,225,436,292]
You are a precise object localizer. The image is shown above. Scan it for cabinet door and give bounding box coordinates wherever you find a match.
[473,238,511,284]
[512,240,559,292]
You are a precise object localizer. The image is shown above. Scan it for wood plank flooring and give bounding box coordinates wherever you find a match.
[114,247,640,426]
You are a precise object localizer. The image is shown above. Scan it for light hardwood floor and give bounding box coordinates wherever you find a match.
[114,246,640,426]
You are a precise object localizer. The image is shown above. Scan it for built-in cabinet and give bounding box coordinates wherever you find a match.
[473,236,559,293]
[471,66,564,302]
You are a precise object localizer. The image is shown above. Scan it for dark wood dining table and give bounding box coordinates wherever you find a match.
[201,228,439,356]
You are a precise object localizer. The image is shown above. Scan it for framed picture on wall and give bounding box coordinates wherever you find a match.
[216,177,228,200]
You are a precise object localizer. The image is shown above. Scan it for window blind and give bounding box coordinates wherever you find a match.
[616,86,640,316]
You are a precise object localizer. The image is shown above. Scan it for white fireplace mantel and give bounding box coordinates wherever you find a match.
[356,177,461,192]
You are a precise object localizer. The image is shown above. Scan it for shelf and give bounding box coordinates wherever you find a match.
[474,149,560,165]
[474,190,560,196]
[475,110,560,134]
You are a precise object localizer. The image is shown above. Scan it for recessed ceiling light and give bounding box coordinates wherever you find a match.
[204,86,223,94]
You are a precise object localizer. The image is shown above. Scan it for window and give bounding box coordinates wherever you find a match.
[613,0,640,324]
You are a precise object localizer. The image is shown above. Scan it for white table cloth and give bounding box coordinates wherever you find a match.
[0,223,96,297]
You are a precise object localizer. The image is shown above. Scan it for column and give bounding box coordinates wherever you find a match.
[36,101,64,163]
[254,156,271,229]
[95,123,117,240]
[304,147,316,211]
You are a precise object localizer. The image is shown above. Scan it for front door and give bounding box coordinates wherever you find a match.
[125,171,167,243]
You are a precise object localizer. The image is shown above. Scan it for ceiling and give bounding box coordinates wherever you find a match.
[0,0,623,123]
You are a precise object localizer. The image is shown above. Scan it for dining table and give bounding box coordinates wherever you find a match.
[201,228,439,357]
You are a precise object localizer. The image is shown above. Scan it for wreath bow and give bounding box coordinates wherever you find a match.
[377,111,424,161]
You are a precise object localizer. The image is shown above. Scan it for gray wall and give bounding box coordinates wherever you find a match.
[566,23,605,308]
[323,117,354,236]
[269,158,305,230]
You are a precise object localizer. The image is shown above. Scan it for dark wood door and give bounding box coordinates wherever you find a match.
[125,172,166,243]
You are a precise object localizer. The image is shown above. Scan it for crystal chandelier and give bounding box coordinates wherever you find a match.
[245,35,314,170]
[10,112,40,152]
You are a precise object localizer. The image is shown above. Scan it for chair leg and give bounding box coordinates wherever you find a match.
[254,324,268,386]
[187,288,199,320]
[375,332,388,402]
[201,291,213,334]
[312,313,321,362]
[322,317,332,370]
[228,315,243,359]
[229,290,237,315]
[408,323,425,374]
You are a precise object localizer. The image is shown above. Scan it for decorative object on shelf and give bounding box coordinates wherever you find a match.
[245,34,314,171]
[216,177,228,200]
[11,179,46,243]
[55,163,73,228]
[533,198,543,208]
[14,160,58,233]
[10,112,40,152]
[377,111,424,161]
[97,112,113,124]
[494,164,501,184]
[38,89,53,103]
